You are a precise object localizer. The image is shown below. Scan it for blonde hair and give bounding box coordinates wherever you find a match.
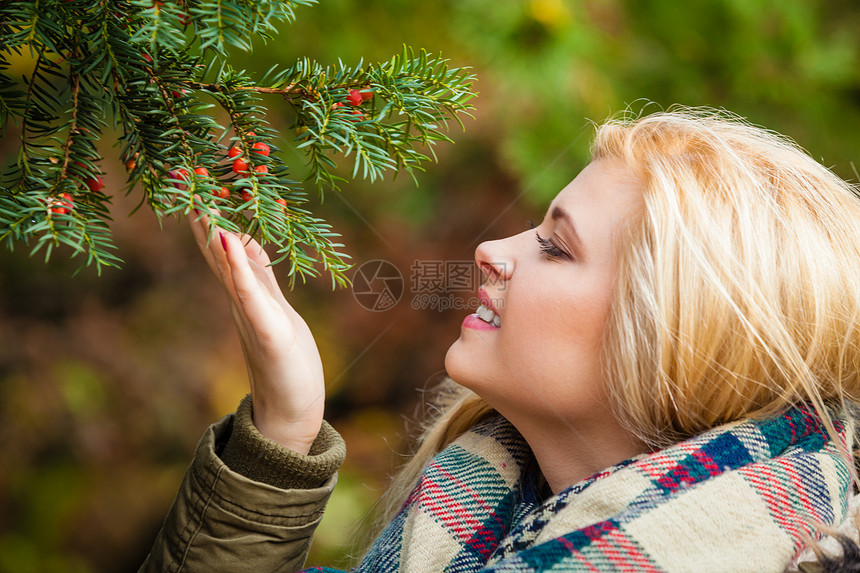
[595,107,860,448]
[364,107,860,547]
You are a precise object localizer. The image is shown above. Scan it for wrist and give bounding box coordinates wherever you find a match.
[252,415,321,455]
[250,398,323,455]
[222,395,346,489]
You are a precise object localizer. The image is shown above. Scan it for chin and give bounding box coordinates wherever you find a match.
[443,340,466,382]
[444,339,500,397]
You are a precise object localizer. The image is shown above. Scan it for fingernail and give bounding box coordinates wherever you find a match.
[219,232,227,251]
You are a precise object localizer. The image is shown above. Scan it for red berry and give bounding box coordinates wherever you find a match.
[227,147,241,158]
[51,193,74,214]
[193,166,209,177]
[143,53,153,63]
[347,89,363,106]
[85,176,104,192]
[251,142,270,157]
[168,169,189,189]
[247,131,256,137]
[214,187,230,199]
[331,102,344,111]
[275,198,287,209]
[232,158,249,174]
[361,89,373,101]
[254,164,268,176]
[240,190,253,202]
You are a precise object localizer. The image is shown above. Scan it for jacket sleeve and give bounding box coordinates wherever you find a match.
[139,395,347,573]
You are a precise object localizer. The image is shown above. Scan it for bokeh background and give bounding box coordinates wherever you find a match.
[2,1,860,571]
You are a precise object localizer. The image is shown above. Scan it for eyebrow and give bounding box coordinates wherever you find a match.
[550,205,585,256]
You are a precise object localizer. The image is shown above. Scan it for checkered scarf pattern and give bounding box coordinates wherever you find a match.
[306,404,853,572]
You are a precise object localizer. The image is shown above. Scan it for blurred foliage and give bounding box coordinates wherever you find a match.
[1,0,859,571]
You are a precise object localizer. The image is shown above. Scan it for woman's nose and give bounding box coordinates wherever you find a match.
[475,237,514,286]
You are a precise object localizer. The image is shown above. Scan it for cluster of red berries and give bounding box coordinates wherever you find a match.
[332,88,373,121]
[164,131,290,209]
[49,162,106,216]
[228,132,270,179]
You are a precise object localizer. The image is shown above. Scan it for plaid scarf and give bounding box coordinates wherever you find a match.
[308,404,854,572]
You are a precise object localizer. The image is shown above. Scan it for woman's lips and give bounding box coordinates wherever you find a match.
[464,286,501,330]
[478,287,499,314]
[463,313,499,330]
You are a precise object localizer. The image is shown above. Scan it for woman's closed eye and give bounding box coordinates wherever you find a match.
[535,232,570,260]
[527,219,572,261]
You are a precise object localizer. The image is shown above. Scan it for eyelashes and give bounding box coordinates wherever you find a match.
[526,220,570,260]
[536,233,568,259]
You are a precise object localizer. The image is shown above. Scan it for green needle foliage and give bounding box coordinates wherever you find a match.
[0,0,476,286]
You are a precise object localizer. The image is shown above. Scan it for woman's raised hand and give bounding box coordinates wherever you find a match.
[189,210,325,455]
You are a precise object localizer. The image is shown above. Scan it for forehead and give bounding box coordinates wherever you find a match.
[550,159,643,218]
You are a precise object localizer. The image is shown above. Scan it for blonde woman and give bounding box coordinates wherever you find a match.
[141,108,860,572]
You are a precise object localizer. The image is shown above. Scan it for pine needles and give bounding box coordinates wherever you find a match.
[0,1,476,286]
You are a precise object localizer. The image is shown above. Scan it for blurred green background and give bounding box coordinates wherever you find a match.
[2,0,860,570]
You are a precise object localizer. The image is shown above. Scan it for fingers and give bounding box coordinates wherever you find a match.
[187,205,247,296]
[221,231,275,323]
[241,235,272,267]
[237,235,281,294]
[188,208,222,278]
[187,207,286,324]
[188,206,268,270]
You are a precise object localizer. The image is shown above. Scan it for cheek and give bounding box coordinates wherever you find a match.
[500,283,612,381]
[508,278,611,346]
[503,309,603,375]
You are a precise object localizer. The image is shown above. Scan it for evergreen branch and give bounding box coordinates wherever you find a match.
[130,1,189,56]
[191,0,316,55]
[0,3,476,284]
[58,62,82,184]
[278,48,475,193]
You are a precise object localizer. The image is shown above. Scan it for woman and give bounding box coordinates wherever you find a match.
[140,108,860,572]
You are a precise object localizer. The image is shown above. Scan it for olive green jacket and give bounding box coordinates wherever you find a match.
[139,395,347,572]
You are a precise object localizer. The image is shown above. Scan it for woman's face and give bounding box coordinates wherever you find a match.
[445,159,643,431]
